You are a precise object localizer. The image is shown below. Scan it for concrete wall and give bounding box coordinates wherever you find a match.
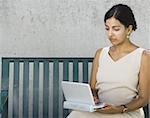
[0,0,150,57]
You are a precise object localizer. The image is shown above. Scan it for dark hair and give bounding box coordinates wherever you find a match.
[104,4,137,31]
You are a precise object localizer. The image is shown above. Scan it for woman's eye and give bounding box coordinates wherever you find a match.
[105,28,109,30]
[114,29,120,31]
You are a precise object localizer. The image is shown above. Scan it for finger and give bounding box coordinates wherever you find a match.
[93,98,100,104]
[96,108,107,112]
[95,108,103,112]
[101,105,112,110]
[95,99,100,104]
[104,104,112,108]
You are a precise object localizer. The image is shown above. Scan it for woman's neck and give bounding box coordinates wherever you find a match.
[111,40,138,53]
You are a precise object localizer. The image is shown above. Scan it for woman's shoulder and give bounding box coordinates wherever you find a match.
[142,49,150,60]
[95,48,103,55]
[94,47,109,59]
[141,49,150,65]
[143,49,150,55]
[95,46,109,56]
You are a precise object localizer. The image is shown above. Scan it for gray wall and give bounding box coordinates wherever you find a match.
[0,0,150,57]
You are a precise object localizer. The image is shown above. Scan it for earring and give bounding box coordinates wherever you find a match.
[126,33,130,39]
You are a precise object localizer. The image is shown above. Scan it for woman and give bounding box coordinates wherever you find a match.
[67,4,150,118]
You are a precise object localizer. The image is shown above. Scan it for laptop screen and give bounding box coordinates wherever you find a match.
[61,81,95,105]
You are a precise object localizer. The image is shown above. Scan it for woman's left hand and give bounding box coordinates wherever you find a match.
[96,104,122,114]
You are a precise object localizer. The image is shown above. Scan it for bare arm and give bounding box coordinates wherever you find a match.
[90,48,102,97]
[123,50,150,112]
[96,50,150,114]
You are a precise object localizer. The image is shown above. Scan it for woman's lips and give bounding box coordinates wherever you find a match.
[110,38,117,42]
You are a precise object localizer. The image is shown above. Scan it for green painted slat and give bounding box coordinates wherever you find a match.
[53,60,59,118]
[144,105,149,118]
[149,104,150,118]
[33,61,39,118]
[13,61,19,117]
[1,59,9,91]
[1,91,8,96]
[83,60,88,83]
[43,61,49,118]
[1,59,9,117]
[73,60,78,82]
[63,61,69,118]
[63,61,69,81]
[2,57,94,63]
[23,61,29,118]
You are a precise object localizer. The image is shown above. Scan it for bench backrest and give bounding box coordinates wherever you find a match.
[0,57,93,118]
[0,57,149,118]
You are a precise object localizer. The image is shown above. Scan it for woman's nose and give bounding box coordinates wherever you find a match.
[108,30,113,37]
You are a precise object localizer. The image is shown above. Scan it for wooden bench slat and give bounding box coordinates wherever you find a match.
[23,61,29,118]
[53,60,59,118]
[43,61,49,118]
[83,60,89,83]
[33,61,39,118]
[13,62,19,118]
[73,60,78,82]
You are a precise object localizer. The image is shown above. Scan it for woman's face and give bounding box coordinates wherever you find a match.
[105,17,129,46]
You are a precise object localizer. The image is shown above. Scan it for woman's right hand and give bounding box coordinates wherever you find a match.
[93,96,100,104]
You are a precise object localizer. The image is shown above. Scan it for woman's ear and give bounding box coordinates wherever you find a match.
[126,25,133,39]
[128,25,133,34]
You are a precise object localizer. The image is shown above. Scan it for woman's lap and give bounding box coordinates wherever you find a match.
[67,109,144,118]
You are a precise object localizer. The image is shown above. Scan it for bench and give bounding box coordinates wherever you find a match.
[0,57,149,118]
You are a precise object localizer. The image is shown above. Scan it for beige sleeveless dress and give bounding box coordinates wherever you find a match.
[67,47,145,118]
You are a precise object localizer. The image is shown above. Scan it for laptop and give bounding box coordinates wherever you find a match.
[61,81,105,112]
